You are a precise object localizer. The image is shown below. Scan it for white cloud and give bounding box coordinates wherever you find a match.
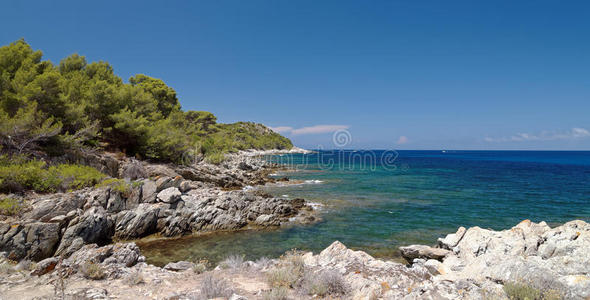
[269,126,294,133]
[397,136,409,145]
[270,124,350,135]
[485,127,590,143]
[292,125,349,135]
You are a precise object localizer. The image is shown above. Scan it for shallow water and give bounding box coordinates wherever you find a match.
[138,150,590,266]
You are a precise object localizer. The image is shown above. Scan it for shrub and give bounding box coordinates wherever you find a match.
[267,266,301,289]
[96,178,133,195]
[267,251,305,289]
[0,157,106,193]
[205,152,225,165]
[192,259,210,274]
[262,286,289,300]
[49,164,106,190]
[0,159,56,192]
[219,254,245,270]
[198,274,233,299]
[280,250,305,275]
[301,269,348,297]
[0,197,25,216]
[503,281,562,300]
[80,262,105,280]
[255,256,273,270]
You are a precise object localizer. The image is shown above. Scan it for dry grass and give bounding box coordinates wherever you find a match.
[219,254,245,270]
[80,262,105,280]
[301,269,348,297]
[198,274,233,299]
[267,266,301,289]
[254,256,273,269]
[267,250,305,289]
[192,259,210,274]
[262,286,289,300]
[503,281,562,300]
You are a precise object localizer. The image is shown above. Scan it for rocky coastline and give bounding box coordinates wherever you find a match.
[0,151,316,263]
[0,151,589,299]
[0,219,588,299]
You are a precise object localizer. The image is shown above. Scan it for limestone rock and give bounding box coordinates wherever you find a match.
[399,245,451,262]
[437,226,466,249]
[164,261,195,271]
[157,187,181,203]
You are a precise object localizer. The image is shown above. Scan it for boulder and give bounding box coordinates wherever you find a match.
[114,204,160,239]
[0,222,60,261]
[31,257,59,276]
[179,180,201,193]
[55,206,113,257]
[254,214,274,225]
[141,179,158,203]
[399,245,451,262]
[157,187,181,203]
[164,261,195,271]
[437,226,466,249]
[64,243,141,268]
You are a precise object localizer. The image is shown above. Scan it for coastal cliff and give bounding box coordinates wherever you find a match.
[1,219,588,299]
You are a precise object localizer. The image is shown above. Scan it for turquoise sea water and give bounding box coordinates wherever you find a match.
[138,150,590,266]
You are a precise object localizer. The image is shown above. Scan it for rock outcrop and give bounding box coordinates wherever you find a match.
[425,219,590,299]
[399,244,451,262]
[0,154,315,262]
[0,220,588,299]
[303,219,590,299]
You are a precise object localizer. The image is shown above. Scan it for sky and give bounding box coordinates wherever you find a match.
[2,0,590,150]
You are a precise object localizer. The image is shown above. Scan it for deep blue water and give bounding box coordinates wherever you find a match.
[139,150,590,265]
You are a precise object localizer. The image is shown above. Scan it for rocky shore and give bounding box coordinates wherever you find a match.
[1,151,589,299]
[1,219,588,299]
[0,152,316,263]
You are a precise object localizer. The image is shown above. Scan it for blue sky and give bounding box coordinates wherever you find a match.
[2,0,590,150]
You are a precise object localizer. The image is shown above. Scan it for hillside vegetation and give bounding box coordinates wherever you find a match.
[0,39,292,193]
[0,39,292,165]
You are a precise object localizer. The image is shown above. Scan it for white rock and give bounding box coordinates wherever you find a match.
[156,187,181,203]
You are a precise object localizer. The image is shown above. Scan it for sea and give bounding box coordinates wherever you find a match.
[138,150,590,266]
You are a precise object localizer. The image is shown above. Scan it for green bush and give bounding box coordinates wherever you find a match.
[0,156,106,193]
[0,197,25,216]
[205,152,226,164]
[50,164,106,190]
[96,178,132,194]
